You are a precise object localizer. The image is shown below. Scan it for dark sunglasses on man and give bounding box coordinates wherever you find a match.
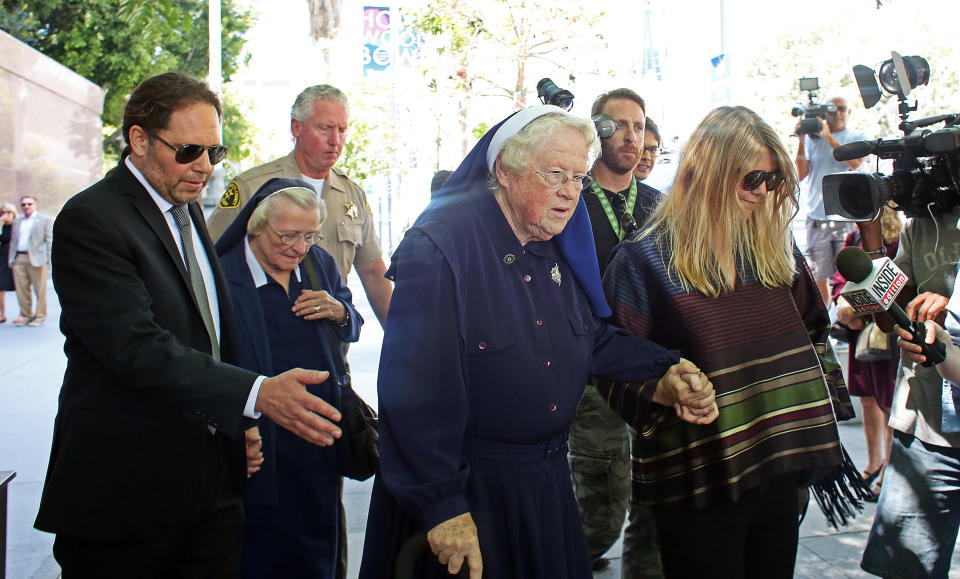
[143,127,228,165]
[742,169,783,192]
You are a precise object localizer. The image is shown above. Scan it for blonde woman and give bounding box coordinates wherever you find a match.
[0,202,17,322]
[601,106,855,578]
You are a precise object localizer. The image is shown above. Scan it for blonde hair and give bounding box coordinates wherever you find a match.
[880,205,903,243]
[642,106,799,297]
[247,187,326,235]
[0,203,17,220]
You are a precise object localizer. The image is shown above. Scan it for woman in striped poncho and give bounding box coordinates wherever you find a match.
[601,106,855,578]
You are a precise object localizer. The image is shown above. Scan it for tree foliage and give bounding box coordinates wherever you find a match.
[407,0,603,156]
[0,0,255,161]
[745,2,960,156]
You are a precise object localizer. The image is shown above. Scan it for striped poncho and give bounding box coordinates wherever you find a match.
[601,231,853,508]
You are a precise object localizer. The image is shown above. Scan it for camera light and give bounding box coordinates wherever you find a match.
[878,55,929,97]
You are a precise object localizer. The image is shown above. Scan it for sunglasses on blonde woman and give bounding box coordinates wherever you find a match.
[742,170,783,192]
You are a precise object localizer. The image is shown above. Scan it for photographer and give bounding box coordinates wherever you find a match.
[795,95,869,304]
[857,208,960,578]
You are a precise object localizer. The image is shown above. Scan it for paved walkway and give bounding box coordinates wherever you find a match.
[2,283,959,578]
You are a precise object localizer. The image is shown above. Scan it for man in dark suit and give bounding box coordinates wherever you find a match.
[34,72,343,578]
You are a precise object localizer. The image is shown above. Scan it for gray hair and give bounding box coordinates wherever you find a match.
[0,202,18,219]
[291,85,350,121]
[247,187,327,236]
[495,114,600,185]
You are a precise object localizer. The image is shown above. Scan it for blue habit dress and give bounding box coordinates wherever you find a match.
[358,188,680,579]
[218,238,362,579]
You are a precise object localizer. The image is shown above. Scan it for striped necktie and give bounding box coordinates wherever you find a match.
[170,204,221,361]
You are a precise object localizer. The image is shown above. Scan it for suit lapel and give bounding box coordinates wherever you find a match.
[117,163,205,326]
[119,167,193,292]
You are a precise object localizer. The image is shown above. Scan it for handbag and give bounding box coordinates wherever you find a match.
[302,256,380,481]
[854,321,899,362]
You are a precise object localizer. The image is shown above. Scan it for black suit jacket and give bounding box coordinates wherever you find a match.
[35,161,259,540]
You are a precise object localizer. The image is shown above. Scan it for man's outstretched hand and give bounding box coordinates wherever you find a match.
[256,368,341,446]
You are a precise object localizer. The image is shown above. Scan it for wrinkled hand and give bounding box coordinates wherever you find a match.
[245,426,264,478]
[256,369,341,446]
[293,289,348,324]
[427,512,483,578]
[906,291,949,325]
[653,359,718,425]
[836,297,865,330]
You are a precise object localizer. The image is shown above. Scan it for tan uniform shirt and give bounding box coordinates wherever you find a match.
[206,152,383,282]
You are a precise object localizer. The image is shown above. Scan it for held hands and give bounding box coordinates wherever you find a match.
[427,512,483,579]
[256,369,342,446]
[293,289,347,324]
[653,358,719,425]
[244,426,264,478]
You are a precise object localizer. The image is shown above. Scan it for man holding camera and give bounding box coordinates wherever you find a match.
[795,95,869,305]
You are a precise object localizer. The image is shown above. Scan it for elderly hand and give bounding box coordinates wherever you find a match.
[244,426,264,478]
[906,291,949,325]
[427,512,483,578]
[293,289,348,324]
[256,369,342,446]
[653,359,718,425]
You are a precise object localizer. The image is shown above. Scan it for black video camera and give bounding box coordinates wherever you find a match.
[536,77,616,140]
[822,52,960,220]
[791,77,837,136]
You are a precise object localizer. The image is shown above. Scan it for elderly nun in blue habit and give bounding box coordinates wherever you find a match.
[215,177,362,578]
[359,106,719,579]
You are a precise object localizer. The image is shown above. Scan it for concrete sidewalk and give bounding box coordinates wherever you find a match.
[3,284,959,578]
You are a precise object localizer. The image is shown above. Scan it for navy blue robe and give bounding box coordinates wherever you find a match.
[359,190,680,579]
[219,241,362,579]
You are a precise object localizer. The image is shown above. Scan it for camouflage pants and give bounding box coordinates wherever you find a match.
[622,432,663,579]
[568,384,663,578]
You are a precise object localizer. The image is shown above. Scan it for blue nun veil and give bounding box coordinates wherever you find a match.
[430,106,611,318]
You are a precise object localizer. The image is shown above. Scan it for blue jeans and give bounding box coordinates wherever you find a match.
[861,431,960,578]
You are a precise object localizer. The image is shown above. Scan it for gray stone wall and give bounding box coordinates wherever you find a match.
[0,30,105,215]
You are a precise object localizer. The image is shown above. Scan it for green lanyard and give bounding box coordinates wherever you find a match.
[588,175,638,240]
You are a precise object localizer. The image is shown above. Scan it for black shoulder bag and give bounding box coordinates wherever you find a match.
[302,256,380,481]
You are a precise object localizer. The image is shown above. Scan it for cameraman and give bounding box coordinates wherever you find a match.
[795,95,869,304]
[857,208,960,578]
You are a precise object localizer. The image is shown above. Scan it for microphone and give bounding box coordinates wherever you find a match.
[836,246,946,366]
[833,140,877,162]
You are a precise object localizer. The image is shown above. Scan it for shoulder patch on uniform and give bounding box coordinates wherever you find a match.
[219,181,241,209]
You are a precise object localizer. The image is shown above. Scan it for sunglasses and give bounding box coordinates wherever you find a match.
[143,128,228,165]
[742,170,784,192]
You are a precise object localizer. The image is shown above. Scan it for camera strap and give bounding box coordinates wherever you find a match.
[588,176,638,240]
